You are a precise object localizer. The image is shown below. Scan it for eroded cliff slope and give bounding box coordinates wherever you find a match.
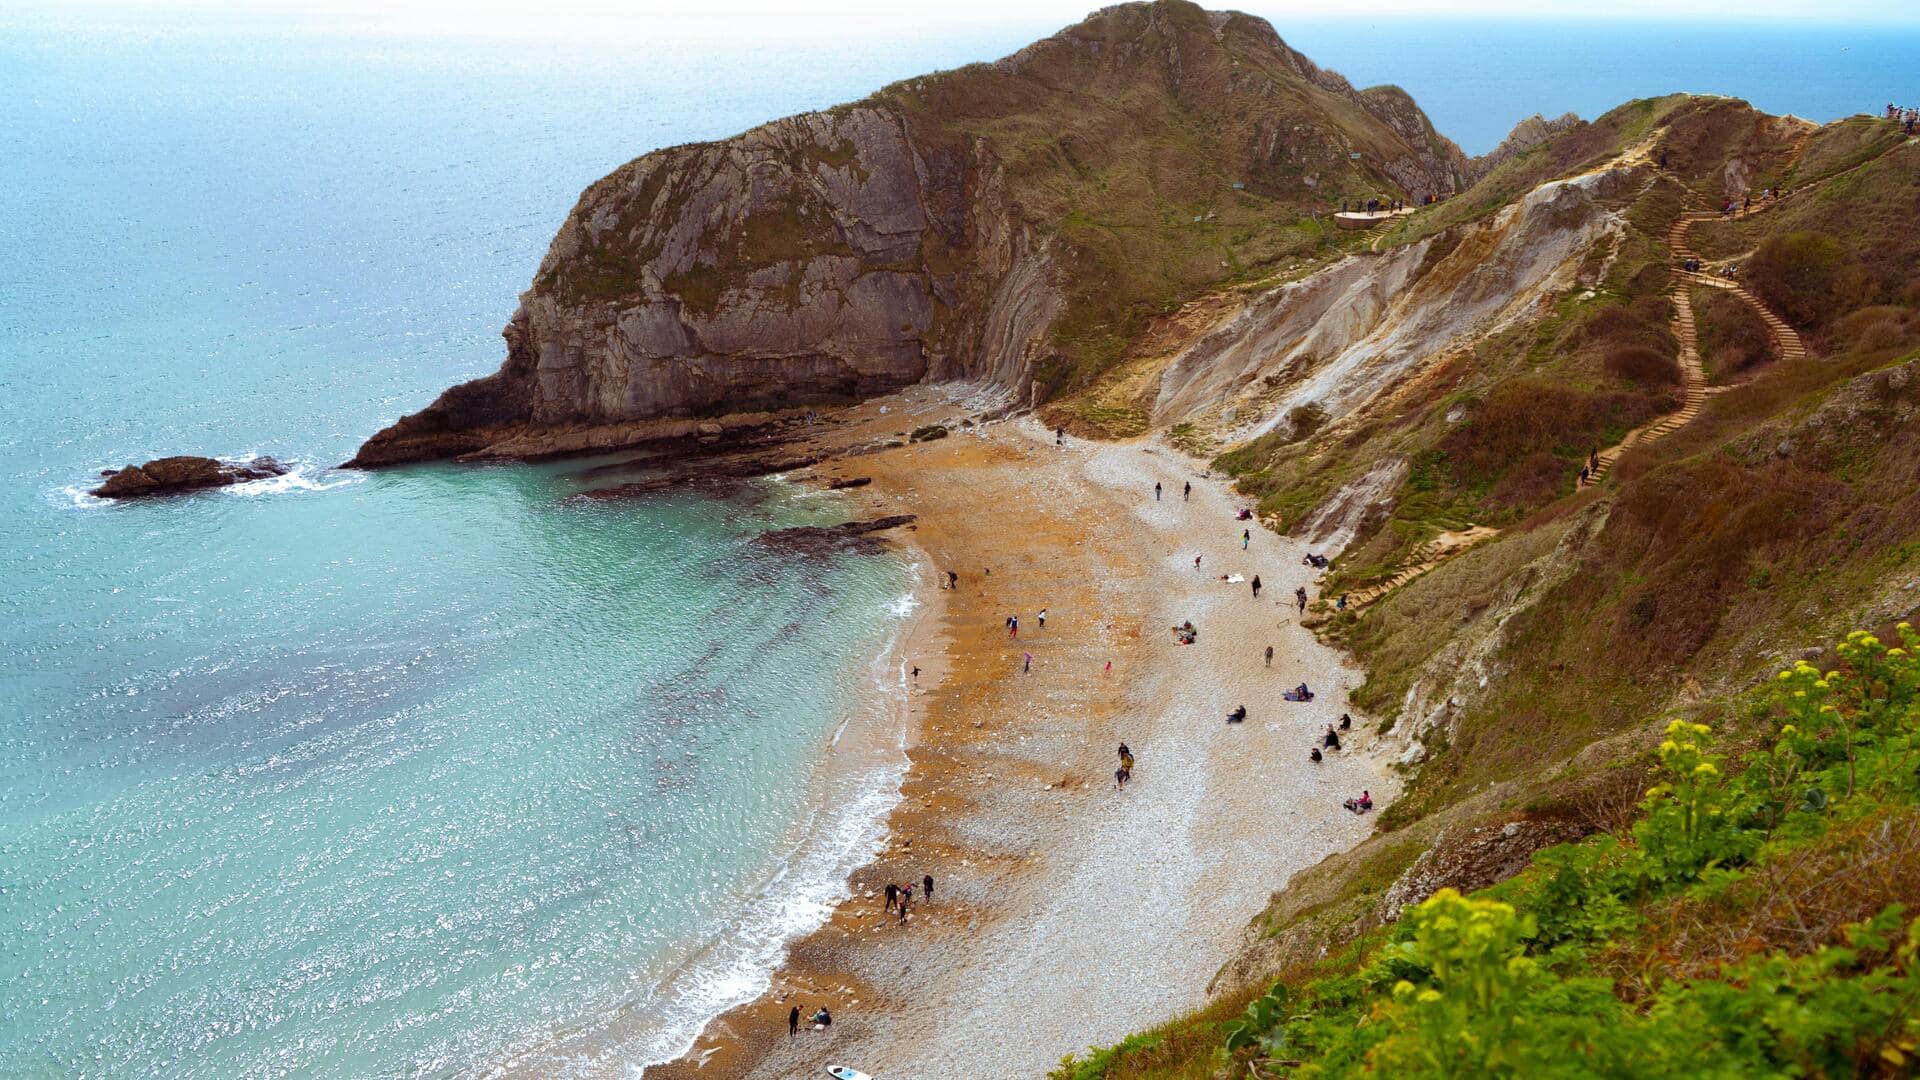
[350,0,1465,466]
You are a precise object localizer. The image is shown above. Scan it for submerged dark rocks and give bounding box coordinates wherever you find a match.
[92,455,288,499]
[752,515,917,556]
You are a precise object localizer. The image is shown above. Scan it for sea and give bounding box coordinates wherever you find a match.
[1,6,1914,1077]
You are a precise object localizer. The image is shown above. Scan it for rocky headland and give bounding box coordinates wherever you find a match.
[348,0,1465,468]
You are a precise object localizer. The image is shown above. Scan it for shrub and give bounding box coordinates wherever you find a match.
[1694,288,1773,379]
[1605,344,1682,386]
[1744,231,1878,331]
[1440,379,1659,486]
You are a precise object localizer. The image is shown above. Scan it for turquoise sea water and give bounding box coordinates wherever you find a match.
[1,9,1914,1078]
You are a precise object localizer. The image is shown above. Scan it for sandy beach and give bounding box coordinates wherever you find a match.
[644,386,1394,1078]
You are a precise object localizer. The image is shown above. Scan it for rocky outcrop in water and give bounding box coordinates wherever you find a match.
[752,515,918,556]
[92,456,288,499]
[352,1,1466,467]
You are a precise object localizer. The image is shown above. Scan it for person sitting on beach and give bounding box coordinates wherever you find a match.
[813,1006,832,1030]
[1323,724,1341,750]
[1342,790,1373,814]
[1226,705,1247,724]
[1339,713,1352,730]
[1309,746,1323,763]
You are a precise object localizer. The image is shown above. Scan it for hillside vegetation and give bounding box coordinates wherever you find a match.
[1056,627,1920,1078]
[1056,104,1920,1078]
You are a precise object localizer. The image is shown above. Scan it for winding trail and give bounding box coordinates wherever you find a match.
[1583,176,1819,487]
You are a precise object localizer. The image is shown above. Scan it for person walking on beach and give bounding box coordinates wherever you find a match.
[1265,644,1274,667]
[1023,651,1032,674]
[1183,481,1191,502]
[898,887,912,925]
[1009,615,1019,638]
[884,881,898,912]
[947,570,958,590]
[923,873,934,904]
[789,1005,800,1038]
[1154,481,1162,501]
[1038,608,1048,629]
[1195,555,1203,570]
[1296,586,1308,615]
[1251,574,1262,598]
[1242,528,1250,550]
[911,665,920,681]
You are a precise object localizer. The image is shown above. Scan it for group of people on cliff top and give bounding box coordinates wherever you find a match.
[1340,197,1407,215]
[1888,103,1917,135]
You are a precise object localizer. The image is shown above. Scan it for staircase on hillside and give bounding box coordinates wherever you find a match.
[1583,190,1816,488]
[1342,526,1501,612]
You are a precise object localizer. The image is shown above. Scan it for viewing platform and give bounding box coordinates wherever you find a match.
[1333,207,1417,230]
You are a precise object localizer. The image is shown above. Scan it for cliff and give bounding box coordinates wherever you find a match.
[349,0,1465,466]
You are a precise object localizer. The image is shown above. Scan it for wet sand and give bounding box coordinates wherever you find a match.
[645,387,1393,1078]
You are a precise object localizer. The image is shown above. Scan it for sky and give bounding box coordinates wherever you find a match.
[16,0,1920,39]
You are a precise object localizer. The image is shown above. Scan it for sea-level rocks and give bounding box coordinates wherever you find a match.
[752,515,918,556]
[92,456,288,499]
[352,0,1467,468]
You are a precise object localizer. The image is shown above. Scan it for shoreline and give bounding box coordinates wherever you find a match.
[484,468,951,1078]
[643,387,1396,1078]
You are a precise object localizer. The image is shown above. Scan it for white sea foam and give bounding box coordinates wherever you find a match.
[59,485,110,509]
[224,462,365,497]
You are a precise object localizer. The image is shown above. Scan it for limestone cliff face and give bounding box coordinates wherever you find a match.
[352,0,1466,466]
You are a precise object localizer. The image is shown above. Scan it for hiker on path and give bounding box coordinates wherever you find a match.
[1183,481,1191,501]
[1056,425,1065,446]
[789,1005,800,1038]
[1154,481,1162,501]
[1589,448,1599,472]
[947,570,958,589]
[923,874,934,904]
[1265,644,1274,667]
[1251,574,1262,598]
[1336,593,1348,611]
[1296,586,1309,614]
